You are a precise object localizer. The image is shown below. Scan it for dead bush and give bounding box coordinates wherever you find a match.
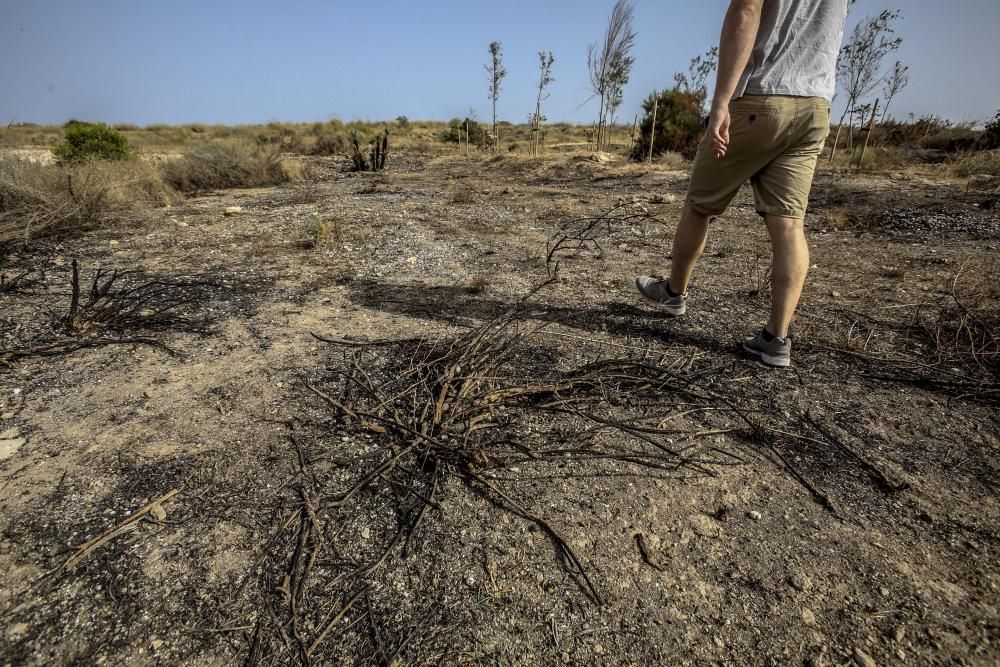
[162,143,290,193]
[0,156,175,245]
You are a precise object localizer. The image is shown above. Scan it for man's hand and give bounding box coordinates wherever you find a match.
[708,104,731,158]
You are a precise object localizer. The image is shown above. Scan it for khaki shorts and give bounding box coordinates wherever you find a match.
[686,95,830,219]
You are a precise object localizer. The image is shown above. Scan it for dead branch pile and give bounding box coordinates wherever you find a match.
[63,259,218,334]
[241,283,752,664]
[1,260,224,368]
[809,267,999,404]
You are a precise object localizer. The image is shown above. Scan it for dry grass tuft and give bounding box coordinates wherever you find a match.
[305,218,342,248]
[826,208,852,231]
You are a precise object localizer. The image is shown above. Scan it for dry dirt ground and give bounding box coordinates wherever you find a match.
[0,150,998,666]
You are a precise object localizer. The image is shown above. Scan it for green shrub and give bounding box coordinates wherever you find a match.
[919,126,980,152]
[348,128,389,172]
[52,120,130,163]
[631,88,704,161]
[442,118,491,148]
[162,143,289,192]
[978,109,1000,151]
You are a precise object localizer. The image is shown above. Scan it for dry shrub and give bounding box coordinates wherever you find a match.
[653,150,688,170]
[0,156,175,245]
[852,145,909,172]
[279,158,308,181]
[953,151,1000,178]
[448,183,477,204]
[309,133,347,156]
[162,143,290,193]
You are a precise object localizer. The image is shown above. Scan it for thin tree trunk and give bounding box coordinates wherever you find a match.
[830,100,853,161]
[647,93,659,163]
[596,93,606,152]
[856,98,879,168]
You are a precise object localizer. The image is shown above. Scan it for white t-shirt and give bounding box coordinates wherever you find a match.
[735,0,850,101]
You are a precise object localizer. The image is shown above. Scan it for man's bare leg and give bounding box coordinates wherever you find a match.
[668,203,712,293]
[764,214,809,338]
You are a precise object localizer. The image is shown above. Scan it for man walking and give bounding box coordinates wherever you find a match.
[636,0,849,367]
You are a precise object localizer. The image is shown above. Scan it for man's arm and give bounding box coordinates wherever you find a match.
[708,0,764,157]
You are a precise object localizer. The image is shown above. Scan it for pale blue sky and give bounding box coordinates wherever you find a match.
[1,0,997,127]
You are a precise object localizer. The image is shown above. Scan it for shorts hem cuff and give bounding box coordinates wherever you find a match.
[755,205,806,218]
[687,199,723,217]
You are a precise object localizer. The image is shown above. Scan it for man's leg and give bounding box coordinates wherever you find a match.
[764,214,809,338]
[668,203,712,293]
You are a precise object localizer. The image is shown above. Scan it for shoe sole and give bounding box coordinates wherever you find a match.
[636,279,686,317]
[742,342,791,368]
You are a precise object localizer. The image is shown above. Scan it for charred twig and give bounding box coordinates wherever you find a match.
[49,488,180,576]
[545,202,666,276]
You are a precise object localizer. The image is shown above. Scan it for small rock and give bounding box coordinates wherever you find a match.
[594,643,604,654]
[109,240,120,246]
[0,427,20,439]
[360,526,371,539]
[789,573,812,592]
[0,438,26,460]
[689,514,723,538]
[150,638,164,650]
[406,256,418,265]
[831,290,841,297]
[853,647,877,667]
[0,412,14,420]
[649,193,678,204]
[893,626,905,642]
[747,510,762,521]
[801,608,817,626]
[149,503,167,521]
[6,622,28,640]
[224,206,242,217]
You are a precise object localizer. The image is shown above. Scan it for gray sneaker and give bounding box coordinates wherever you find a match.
[743,329,792,368]
[635,276,687,316]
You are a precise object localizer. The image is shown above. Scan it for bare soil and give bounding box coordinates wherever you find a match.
[1,150,998,666]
